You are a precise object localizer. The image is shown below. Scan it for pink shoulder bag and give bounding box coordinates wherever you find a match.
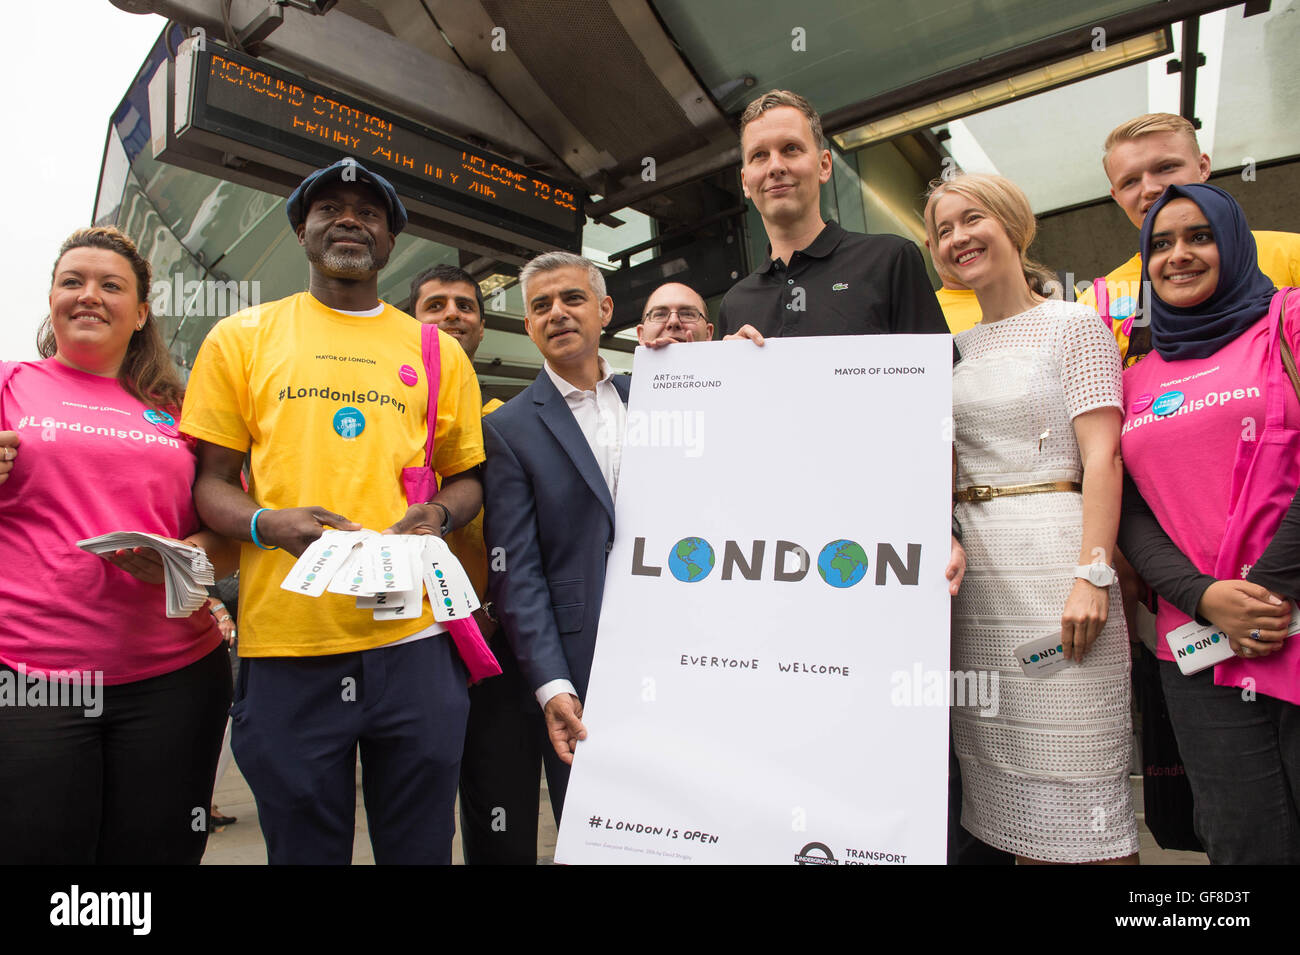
[403,323,501,683]
[1213,288,1300,704]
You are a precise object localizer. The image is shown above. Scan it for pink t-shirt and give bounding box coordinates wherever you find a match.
[1120,313,1300,660]
[0,359,220,684]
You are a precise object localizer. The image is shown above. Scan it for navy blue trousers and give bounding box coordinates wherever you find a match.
[232,635,469,864]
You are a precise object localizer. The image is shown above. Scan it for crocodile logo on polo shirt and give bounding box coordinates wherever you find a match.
[832,282,848,291]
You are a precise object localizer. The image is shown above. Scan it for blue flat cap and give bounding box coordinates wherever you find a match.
[286,158,408,234]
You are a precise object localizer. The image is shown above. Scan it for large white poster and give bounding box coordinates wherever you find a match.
[555,335,955,865]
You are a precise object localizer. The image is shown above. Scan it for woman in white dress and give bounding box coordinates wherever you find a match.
[925,174,1138,864]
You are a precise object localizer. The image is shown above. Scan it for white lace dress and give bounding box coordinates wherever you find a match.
[952,299,1138,862]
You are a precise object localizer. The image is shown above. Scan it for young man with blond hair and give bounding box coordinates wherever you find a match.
[1083,112,1300,362]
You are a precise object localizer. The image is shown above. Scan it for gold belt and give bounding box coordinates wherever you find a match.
[953,481,1082,503]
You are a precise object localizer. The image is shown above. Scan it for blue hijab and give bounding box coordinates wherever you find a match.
[1139,183,1276,361]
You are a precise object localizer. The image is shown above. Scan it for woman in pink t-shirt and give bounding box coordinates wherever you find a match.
[0,227,236,864]
[1117,183,1300,864]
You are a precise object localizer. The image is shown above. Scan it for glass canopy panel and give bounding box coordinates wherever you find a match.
[931,5,1300,216]
[945,58,1158,213]
[1210,5,1300,175]
[652,0,1154,115]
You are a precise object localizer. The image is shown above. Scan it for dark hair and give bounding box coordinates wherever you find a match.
[407,264,484,317]
[39,227,185,412]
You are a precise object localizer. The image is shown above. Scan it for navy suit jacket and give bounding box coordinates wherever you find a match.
[482,369,632,701]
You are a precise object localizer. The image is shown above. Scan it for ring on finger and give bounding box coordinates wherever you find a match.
[1250,628,1261,640]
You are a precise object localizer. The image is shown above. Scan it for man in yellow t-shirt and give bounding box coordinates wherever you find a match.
[934,282,983,334]
[1080,112,1300,363]
[921,232,982,333]
[181,160,485,865]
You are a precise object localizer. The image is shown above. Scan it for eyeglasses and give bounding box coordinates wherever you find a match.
[643,306,706,325]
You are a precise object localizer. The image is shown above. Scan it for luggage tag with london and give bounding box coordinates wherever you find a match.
[355,536,418,607]
[1165,620,1235,675]
[422,537,479,622]
[372,544,427,620]
[1013,631,1073,678]
[325,534,381,597]
[281,531,367,597]
[356,535,414,594]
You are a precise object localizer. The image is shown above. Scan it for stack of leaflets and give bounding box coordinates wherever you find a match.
[76,532,216,618]
[280,530,478,622]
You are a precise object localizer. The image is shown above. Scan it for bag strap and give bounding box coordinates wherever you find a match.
[1092,278,1109,321]
[1277,289,1300,402]
[420,323,441,470]
[0,361,20,426]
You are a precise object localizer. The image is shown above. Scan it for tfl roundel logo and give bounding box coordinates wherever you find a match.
[794,841,838,865]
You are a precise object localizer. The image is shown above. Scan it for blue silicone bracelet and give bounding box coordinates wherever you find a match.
[250,507,278,551]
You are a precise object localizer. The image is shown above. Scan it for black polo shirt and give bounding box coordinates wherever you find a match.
[719,220,947,338]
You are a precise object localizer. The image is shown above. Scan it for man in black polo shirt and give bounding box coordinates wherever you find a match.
[720,90,946,340]
[722,91,1005,867]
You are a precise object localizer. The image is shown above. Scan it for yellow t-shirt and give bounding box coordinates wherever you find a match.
[1078,230,1300,361]
[180,292,485,656]
[444,396,504,601]
[936,287,982,334]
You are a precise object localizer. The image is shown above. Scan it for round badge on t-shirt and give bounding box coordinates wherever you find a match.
[142,409,178,437]
[333,406,365,438]
[1152,390,1185,416]
[399,364,418,387]
[1130,393,1154,414]
[142,409,175,427]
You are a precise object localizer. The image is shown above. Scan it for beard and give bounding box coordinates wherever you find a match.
[306,235,390,278]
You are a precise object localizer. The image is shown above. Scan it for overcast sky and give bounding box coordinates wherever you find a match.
[1,1,163,361]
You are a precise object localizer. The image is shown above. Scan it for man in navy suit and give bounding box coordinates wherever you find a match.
[482,251,631,821]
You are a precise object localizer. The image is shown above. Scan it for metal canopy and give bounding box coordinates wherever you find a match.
[115,0,1256,222]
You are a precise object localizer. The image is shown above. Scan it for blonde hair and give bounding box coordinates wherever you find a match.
[1102,112,1201,175]
[924,174,1056,296]
[39,226,185,412]
[739,89,826,151]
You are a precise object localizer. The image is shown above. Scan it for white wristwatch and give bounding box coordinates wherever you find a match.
[1075,563,1117,588]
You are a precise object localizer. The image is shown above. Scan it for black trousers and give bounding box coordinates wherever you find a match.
[458,636,546,864]
[1159,660,1300,864]
[0,643,231,864]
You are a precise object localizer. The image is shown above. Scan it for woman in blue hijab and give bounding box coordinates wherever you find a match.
[1119,182,1300,864]
[1138,183,1276,361]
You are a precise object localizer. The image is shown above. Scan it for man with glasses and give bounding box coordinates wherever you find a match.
[636,282,715,347]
